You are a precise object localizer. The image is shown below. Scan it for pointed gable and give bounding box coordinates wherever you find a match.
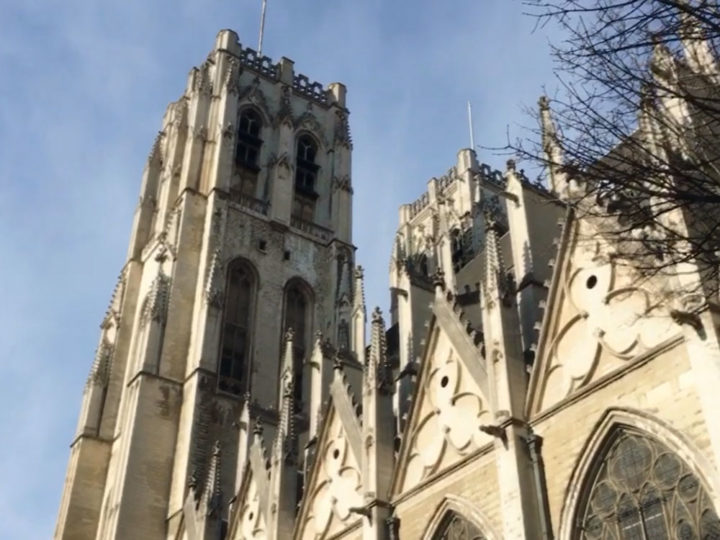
[526,212,679,417]
[393,283,493,496]
[233,460,268,540]
[295,370,363,540]
[228,425,269,540]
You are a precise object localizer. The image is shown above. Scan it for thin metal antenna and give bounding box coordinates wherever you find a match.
[258,0,268,55]
[467,101,476,150]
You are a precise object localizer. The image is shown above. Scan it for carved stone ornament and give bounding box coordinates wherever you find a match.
[294,111,328,147]
[269,152,293,173]
[193,61,213,96]
[204,248,223,308]
[147,131,166,166]
[140,271,172,327]
[304,422,363,536]
[193,125,208,142]
[403,349,490,490]
[221,121,234,140]
[332,175,353,194]
[334,110,352,148]
[276,85,293,127]
[223,58,242,95]
[87,338,114,387]
[238,77,272,121]
[539,241,675,411]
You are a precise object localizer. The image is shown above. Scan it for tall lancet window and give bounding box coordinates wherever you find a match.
[283,280,312,411]
[218,260,255,395]
[577,428,720,539]
[233,108,263,200]
[292,135,319,222]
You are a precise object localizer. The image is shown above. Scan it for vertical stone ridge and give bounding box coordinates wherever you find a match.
[539,96,568,197]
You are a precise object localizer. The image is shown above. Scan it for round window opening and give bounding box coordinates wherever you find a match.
[586,275,598,289]
[333,448,340,460]
[440,376,449,388]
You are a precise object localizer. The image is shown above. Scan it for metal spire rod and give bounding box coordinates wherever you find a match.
[258,0,268,55]
[467,101,476,150]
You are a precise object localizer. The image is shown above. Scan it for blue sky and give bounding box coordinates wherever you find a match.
[0,1,558,537]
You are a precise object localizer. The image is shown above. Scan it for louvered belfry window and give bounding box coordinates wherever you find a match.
[433,512,486,540]
[579,429,720,539]
[233,109,263,200]
[292,135,319,222]
[218,261,254,395]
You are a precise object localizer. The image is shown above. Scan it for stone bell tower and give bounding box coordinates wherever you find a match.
[55,29,361,539]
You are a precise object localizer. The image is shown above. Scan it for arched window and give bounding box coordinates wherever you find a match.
[292,135,319,222]
[218,260,255,395]
[432,512,486,540]
[233,109,263,200]
[283,281,312,410]
[577,428,720,539]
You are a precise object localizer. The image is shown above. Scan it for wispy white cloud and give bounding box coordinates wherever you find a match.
[0,1,557,537]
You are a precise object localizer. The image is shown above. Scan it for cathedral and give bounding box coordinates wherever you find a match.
[55,25,720,540]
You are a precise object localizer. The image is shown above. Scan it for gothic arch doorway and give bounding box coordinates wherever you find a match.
[574,427,720,539]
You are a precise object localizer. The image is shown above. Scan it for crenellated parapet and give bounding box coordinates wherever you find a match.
[214,30,344,108]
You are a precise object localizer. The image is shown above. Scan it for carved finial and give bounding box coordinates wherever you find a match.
[333,354,344,372]
[368,307,391,394]
[483,215,512,307]
[353,264,366,312]
[506,158,516,172]
[147,131,165,167]
[188,468,199,490]
[539,95,569,197]
[202,441,223,516]
[676,0,719,79]
[650,36,677,80]
[155,244,168,263]
[431,269,446,291]
[284,327,294,342]
[253,418,264,437]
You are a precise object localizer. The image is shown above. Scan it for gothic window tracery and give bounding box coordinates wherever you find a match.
[233,108,263,199]
[218,260,255,395]
[577,429,720,540]
[451,228,474,274]
[432,511,486,540]
[283,281,313,411]
[293,135,319,222]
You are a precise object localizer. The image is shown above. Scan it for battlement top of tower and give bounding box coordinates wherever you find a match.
[399,148,548,225]
[213,29,346,108]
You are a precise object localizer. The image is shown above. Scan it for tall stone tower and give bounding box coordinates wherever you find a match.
[55,29,361,539]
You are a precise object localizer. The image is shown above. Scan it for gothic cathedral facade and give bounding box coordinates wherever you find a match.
[56,28,720,539]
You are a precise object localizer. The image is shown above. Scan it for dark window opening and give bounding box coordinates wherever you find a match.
[236,110,262,169]
[284,283,310,412]
[218,261,254,395]
[293,136,319,221]
[452,228,475,274]
[233,109,263,200]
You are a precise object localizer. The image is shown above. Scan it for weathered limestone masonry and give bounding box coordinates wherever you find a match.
[58,14,720,540]
[55,29,361,539]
